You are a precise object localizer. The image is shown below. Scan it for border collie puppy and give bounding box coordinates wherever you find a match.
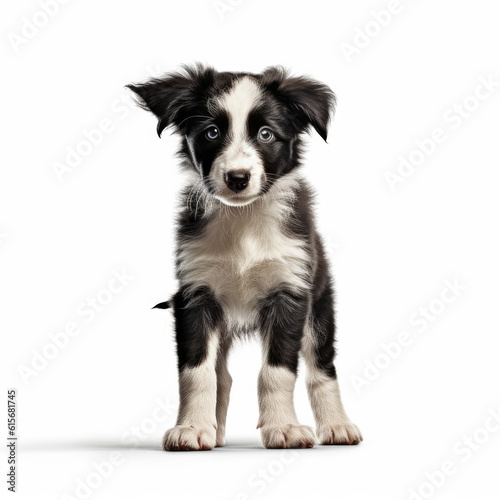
[128,64,362,450]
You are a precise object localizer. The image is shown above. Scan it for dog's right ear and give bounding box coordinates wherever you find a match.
[127,64,215,137]
[261,66,336,142]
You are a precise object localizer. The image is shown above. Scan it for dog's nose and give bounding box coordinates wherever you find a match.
[224,170,250,193]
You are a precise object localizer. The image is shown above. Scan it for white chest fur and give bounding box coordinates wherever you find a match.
[177,193,310,326]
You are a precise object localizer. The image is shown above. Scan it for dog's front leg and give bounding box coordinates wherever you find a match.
[257,290,316,449]
[162,288,222,451]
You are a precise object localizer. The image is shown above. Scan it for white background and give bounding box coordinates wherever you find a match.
[2,0,500,499]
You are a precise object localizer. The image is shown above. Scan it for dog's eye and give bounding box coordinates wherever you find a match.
[258,127,274,143]
[205,126,220,141]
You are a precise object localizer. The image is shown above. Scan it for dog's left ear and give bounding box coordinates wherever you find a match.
[127,64,215,137]
[262,67,336,142]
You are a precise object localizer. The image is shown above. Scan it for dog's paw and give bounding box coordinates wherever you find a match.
[162,425,216,451]
[317,421,363,445]
[260,424,316,449]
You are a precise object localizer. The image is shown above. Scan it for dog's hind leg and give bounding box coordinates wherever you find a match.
[215,337,233,447]
[302,283,363,445]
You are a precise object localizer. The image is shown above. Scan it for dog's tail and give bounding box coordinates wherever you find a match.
[152,300,171,310]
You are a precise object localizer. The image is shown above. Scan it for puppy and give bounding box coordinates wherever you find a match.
[128,64,362,450]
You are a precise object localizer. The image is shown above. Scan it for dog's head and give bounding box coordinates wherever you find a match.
[128,64,335,206]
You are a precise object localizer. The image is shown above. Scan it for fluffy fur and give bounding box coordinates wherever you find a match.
[128,64,362,450]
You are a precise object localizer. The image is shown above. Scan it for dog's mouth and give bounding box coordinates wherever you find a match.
[214,191,260,207]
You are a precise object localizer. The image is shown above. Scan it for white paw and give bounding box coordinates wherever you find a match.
[317,421,363,445]
[260,424,316,449]
[162,424,216,451]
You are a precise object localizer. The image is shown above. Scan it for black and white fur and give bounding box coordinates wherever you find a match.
[128,64,362,450]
